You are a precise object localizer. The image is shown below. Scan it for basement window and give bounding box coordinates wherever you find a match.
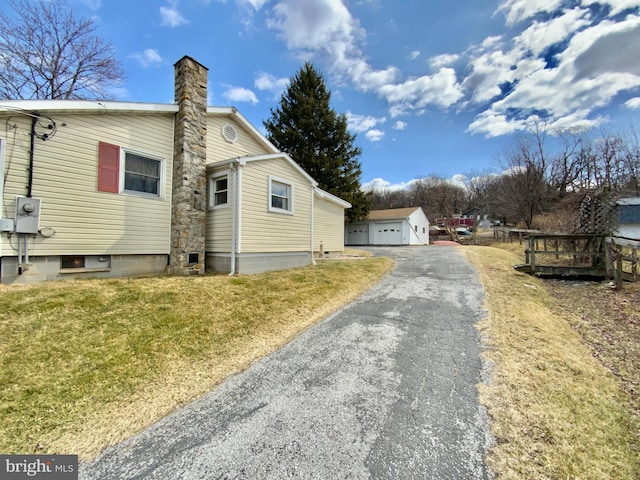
[60,255,111,273]
[61,256,85,269]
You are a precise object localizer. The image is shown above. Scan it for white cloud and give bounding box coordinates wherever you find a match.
[238,0,270,9]
[362,176,467,191]
[254,73,289,99]
[254,73,289,91]
[466,3,640,136]
[378,67,464,115]
[362,177,416,191]
[265,0,467,118]
[223,87,259,105]
[131,49,163,67]
[429,53,459,69]
[267,0,357,51]
[515,7,590,56]
[495,0,565,26]
[393,121,407,130]
[625,97,640,109]
[365,129,384,142]
[346,112,385,132]
[161,2,188,27]
[450,174,468,189]
[263,0,640,139]
[584,0,640,16]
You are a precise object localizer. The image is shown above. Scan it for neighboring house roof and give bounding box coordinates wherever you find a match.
[0,99,279,156]
[616,197,640,206]
[365,207,425,221]
[616,198,640,224]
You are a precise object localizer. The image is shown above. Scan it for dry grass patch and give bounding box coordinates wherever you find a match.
[0,257,393,459]
[463,245,639,479]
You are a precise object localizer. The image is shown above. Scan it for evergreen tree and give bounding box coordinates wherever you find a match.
[263,63,370,222]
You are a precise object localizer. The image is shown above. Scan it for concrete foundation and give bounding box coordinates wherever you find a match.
[0,254,168,284]
[206,252,312,275]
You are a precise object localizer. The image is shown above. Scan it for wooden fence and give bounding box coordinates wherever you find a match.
[513,233,638,288]
[606,236,640,288]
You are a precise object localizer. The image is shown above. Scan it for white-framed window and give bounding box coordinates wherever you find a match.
[209,172,229,208]
[122,149,163,197]
[268,176,294,215]
[98,142,165,198]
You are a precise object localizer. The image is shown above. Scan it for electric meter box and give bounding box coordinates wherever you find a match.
[15,196,41,234]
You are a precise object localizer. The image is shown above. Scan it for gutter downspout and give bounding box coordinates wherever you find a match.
[228,158,246,276]
[237,159,245,254]
[229,162,238,276]
[311,186,316,266]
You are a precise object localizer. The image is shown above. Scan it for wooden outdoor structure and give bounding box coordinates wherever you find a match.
[494,228,541,244]
[514,233,639,288]
[606,237,640,289]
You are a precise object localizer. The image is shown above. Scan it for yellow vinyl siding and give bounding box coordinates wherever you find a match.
[205,166,233,252]
[1,112,174,256]
[240,159,313,253]
[314,198,345,252]
[206,116,272,164]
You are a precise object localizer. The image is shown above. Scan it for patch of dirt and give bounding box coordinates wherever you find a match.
[544,279,640,422]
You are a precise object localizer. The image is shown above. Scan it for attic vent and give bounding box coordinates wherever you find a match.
[221,124,238,143]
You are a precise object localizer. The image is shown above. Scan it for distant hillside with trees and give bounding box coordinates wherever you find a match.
[369,119,640,231]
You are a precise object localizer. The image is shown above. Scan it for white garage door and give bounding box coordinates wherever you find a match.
[346,225,370,245]
[375,222,403,245]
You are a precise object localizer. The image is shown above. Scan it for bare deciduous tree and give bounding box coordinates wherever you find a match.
[549,130,584,197]
[0,0,124,100]
[496,119,551,228]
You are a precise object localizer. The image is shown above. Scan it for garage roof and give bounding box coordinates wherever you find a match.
[366,207,423,220]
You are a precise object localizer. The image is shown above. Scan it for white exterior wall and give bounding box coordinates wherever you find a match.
[407,209,430,245]
[0,112,174,258]
[345,208,429,246]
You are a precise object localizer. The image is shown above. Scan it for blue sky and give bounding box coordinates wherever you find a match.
[68,0,640,189]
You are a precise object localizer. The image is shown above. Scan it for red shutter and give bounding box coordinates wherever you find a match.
[98,142,120,193]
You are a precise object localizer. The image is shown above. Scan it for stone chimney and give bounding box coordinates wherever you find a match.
[169,56,208,275]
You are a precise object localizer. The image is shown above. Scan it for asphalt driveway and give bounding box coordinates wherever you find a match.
[80,245,493,479]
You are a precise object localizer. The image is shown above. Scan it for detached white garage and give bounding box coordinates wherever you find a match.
[346,207,429,246]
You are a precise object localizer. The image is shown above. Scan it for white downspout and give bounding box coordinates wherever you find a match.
[229,162,237,276]
[237,159,245,254]
[311,186,316,266]
[228,158,245,276]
